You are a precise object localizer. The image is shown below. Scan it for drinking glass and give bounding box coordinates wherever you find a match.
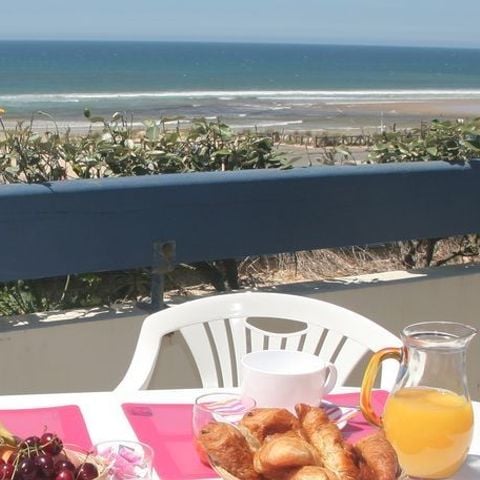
[192,392,256,465]
[93,440,154,480]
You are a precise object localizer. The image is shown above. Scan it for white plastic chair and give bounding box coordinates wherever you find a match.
[116,291,401,391]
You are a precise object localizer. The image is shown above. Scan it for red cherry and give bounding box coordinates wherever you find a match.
[54,461,75,474]
[35,453,55,477]
[55,471,75,480]
[18,458,36,480]
[18,436,41,460]
[0,463,14,480]
[22,436,41,450]
[75,462,98,480]
[40,433,63,456]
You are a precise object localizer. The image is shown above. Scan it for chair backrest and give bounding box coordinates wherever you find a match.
[115,291,401,391]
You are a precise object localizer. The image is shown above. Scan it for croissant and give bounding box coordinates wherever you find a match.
[253,430,322,479]
[354,430,400,480]
[197,422,262,480]
[285,466,340,480]
[295,404,360,480]
[198,404,400,480]
[240,408,301,446]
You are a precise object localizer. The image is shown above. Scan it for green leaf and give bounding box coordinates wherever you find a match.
[5,166,19,174]
[464,141,480,153]
[112,112,124,121]
[160,115,186,123]
[213,149,232,156]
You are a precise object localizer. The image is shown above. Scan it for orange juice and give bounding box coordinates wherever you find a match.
[383,387,473,478]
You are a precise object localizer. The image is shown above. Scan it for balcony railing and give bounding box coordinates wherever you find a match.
[1,160,479,307]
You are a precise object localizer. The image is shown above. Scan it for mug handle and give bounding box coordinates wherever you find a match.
[323,362,338,394]
[360,347,402,426]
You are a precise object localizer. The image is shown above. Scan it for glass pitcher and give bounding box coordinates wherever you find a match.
[360,321,477,479]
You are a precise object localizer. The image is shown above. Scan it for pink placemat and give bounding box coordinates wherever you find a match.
[0,405,92,450]
[123,403,214,480]
[325,390,388,443]
[122,391,388,480]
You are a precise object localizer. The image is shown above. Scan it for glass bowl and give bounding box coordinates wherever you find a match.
[92,440,153,480]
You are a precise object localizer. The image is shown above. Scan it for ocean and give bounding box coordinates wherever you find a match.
[2,41,480,132]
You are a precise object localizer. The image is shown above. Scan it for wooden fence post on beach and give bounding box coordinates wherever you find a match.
[268,129,420,148]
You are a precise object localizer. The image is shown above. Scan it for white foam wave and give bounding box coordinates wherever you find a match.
[3,88,480,104]
[163,119,191,125]
[230,120,304,128]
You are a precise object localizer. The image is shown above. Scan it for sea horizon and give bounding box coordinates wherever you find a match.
[2,41,480,132]
[2,38,480,50]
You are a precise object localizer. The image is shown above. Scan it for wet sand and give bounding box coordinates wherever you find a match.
[310,98,480,133]
[346,98,480,117]
[2,98,480,135]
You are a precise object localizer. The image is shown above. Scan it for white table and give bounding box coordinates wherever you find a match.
[0,388,479,479]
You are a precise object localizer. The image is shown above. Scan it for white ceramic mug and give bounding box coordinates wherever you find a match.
[240,350,338,412]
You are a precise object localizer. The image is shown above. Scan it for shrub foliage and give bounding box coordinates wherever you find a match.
[0,111,287,315]
[1,113,480,315]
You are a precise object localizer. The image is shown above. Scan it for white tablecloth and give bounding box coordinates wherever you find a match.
[0,388,478,479]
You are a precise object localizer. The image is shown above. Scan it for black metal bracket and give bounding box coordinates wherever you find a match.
[149,240,176,311]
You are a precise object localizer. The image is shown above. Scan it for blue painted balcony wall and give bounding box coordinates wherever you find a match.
[0,160,479,282]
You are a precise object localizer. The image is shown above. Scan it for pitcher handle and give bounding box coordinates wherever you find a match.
[360,347,402,426]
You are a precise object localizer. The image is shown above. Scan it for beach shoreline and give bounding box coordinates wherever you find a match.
[2,97,480,135]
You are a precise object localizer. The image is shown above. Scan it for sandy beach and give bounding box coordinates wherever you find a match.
[3,97,480,136]
[330,98,480,126]
[268,97,480,135]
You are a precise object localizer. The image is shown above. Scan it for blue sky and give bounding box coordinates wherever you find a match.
[1,0,479,48]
